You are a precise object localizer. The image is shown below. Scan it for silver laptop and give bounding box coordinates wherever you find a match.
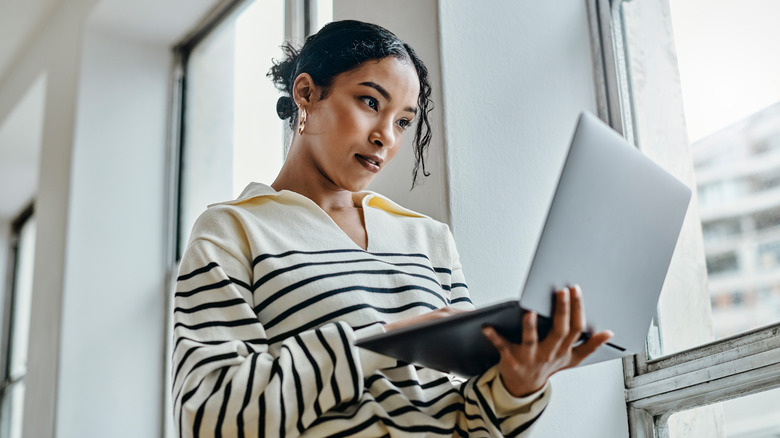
[357,111,692,376]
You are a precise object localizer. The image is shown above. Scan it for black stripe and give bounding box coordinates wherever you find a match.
[263,285,446,330]
[253,249,365,267]
[174,318,258,331]
[193,367,228,438]
[505,406,547,437]
[254,269,442,312]
[465,425,491,435]
[215,380,231,437]
[174,298,246,315]
[433,267,452,274]
[257,393,266,437]
[236,353,258,438]
[179,386,198,438]
[230,276,252,291]
[189,352,240,381]
[473,384,500,427]
[462,410,483,421]
[315,329,342,405]
[282,345,306,435]
[275,362,286,438]
[453,425,469,438]
[365,374,451,392]
[173,335,267,353]
[432,401,463,419]
[253,257,437,290]
[386,404,421,417]
[377,386,460,408]
[178,262,218,281]
[174,352,239,412]
[268,302,438,344]
[174,345,202,383]
[334,323,360,401]
[176,279,232,298]
[294,335,323,417]
[252,249,430,267]
[323,413,455,436]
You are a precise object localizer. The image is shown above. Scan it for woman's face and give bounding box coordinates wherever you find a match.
[297,56,420,192]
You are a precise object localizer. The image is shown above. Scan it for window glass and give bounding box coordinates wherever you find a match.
[0,216,35,438]
[622,0,780,356]
[8,218,35,379]
[668,387,780,437]
[178,0,286,256]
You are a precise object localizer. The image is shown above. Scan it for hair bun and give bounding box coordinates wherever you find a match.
[276,96,296,120]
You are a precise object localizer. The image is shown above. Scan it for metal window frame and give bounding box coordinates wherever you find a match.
[0,202,34,438]
[162,1,316,436]
[587,0,780,436]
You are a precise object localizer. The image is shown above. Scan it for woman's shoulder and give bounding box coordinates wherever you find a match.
[187,183,281,244]
[360,191,454,240]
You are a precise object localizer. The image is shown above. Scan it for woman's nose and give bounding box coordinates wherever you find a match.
[370,120,394,147]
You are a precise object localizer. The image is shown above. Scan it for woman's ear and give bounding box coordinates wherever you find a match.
[292,73,316,107]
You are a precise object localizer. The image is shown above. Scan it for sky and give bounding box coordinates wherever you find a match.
[668,0,780,142]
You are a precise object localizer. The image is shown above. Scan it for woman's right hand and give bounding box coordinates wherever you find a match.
[383,306,469,333]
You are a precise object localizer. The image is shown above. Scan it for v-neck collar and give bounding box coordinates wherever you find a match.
[210,183,427,252]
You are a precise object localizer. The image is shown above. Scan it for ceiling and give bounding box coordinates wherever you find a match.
[0,0,220,220]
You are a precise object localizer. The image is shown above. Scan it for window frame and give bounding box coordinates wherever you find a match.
[588,0,780,436]
[0,202,35,438]
[162,1,320,436]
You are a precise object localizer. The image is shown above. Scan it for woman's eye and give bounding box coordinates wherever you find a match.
[360,96,379,111]
[397,119,411,130]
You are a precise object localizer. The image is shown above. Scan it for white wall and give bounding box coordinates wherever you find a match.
[0,0,218,437]
[0,2,98,437]
[55,28,170,437]
[334,0,449,223]
[438,1,629,436]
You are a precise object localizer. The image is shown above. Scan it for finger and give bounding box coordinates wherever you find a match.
[483,326,513,356]
[564,285,585,346]
[570,330,614,366]
[549,289,570,346]
[521,310,539,347]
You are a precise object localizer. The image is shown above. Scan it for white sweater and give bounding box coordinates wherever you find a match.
[172,183,550,437]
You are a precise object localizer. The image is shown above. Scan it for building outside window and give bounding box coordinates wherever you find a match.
[594,0,780,436]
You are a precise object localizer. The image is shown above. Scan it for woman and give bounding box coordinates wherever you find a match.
[172,20,612,437]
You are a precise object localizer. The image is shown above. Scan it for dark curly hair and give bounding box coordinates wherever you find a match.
[267,20,433,188]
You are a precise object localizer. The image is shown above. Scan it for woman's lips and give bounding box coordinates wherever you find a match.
[356,154,381,173]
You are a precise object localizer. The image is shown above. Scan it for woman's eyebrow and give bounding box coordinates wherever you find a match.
[359,81,417,114]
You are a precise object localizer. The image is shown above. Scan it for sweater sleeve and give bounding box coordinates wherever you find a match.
[442,227,551,436]
[172,237,373,438]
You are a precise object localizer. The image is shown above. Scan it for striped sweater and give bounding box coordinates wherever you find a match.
[172,183,550,437]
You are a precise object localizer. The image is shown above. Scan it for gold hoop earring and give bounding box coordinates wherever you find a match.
[298,108,307,135]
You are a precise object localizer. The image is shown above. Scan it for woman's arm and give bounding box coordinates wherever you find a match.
[173,238,380,438]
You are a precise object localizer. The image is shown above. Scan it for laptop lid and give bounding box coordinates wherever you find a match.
[518,112,691,355]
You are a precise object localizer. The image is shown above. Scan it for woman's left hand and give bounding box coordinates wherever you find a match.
[481,285,613,398]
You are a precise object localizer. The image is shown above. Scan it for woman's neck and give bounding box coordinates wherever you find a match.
[271,151,357,213]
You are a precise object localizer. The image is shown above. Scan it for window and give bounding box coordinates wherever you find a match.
[0,205,35,438]
[165,1,332,435]
[174,0,333,258]
[589,0,780,436]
